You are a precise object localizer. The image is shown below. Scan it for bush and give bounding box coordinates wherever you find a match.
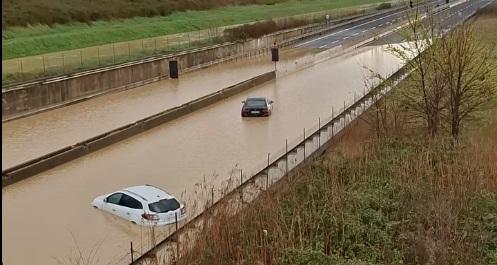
[376,2,391,10]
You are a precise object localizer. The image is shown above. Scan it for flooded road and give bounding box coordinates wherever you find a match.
[2,44,402,265]
[2,57,275,169]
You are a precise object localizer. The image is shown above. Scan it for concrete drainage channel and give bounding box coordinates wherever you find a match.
[129,58,412,265]
[1,71,275,187]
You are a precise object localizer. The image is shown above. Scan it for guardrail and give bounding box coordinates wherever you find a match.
[1,71,276,187]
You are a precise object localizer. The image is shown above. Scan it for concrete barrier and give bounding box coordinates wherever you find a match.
[1,71,276,187]
[2,6,408,121]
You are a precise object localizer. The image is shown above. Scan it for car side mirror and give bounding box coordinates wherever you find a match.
[269,100,274,104]
[103,198,107,203]
[242,101,245,104]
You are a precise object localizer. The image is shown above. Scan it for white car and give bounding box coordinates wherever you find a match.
[91,184,187,226]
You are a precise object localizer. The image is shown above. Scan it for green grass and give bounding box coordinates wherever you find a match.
[2,0,386,60]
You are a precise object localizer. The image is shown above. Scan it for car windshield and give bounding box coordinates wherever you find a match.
[245,99,266,108]
[148,198,180,213]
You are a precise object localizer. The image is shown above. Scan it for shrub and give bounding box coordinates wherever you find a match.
[376,2,391,10]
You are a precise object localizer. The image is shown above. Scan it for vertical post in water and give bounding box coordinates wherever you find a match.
[285,139,288,174]
[318,117,321,147]
[303,128,306,161]
[130,242,134,263]
[175,213,179,260]
[211,187,214,206]
[266,153,270,189]
[240,169,243,204]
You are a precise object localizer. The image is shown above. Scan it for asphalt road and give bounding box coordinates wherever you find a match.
[294,0,491,49]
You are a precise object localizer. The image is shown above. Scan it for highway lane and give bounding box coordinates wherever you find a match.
[2,1,491,264]
[294,0,445,49]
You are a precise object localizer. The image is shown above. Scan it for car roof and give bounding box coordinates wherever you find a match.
[246,97,267,101]
[121,185,174,202]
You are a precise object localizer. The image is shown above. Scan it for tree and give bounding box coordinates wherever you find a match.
[380,8,496,139]
[387,9,445,137]
[435,24,495,138]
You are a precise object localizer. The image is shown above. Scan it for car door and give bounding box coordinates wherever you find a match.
[117,194,144,224]
[102,192,126,219]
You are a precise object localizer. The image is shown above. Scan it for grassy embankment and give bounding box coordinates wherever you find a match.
[174,5,497,265]
[2,0,387,60]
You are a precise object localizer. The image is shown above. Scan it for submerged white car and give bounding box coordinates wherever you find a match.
[91,184,187,226]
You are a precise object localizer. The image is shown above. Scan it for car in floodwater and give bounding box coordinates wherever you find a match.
[91,184,186,226]
[241,97,274,117]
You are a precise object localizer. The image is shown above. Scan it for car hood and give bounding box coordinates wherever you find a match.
[91,195,107,208]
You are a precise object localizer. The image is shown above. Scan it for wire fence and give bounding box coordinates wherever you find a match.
[2,1,406,84]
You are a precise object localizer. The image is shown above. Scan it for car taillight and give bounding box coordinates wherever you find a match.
[262,109,269,113]
[142,213,159,221]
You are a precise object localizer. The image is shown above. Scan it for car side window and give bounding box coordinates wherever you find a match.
[119,194,143,209]
[107,193,123,205]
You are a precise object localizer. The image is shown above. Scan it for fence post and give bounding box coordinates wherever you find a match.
[266,153,270,189]
[113,44,116,63]
[154,39,157,53]
[80,50,83,66]
[285,139,288,174]
[19,59,24,74]
[240,169,244,204]
[42,56,46,74]
[130,241,134,263]
[98,47,101,65]
[128,42,131,58]
[318,117,321,147]
[175,213,179,260]
[62,53,65,73]
[211,187,214,206]
[141,39,144,52]
[303,128,306,161]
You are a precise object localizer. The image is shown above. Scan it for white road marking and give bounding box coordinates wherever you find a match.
[294,8,410,47]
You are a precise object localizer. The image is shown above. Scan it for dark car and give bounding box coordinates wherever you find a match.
[241,97,274,117]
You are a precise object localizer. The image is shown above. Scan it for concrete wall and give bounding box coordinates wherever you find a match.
[1,6,406,121]
[1,71,276,187]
